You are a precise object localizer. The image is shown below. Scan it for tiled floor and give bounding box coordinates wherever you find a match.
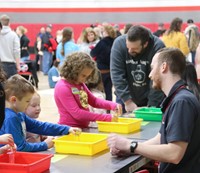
[37,72,59,123]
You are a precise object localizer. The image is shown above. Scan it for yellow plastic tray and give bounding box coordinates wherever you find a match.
[96,118,142,134]
[53,133,108,156]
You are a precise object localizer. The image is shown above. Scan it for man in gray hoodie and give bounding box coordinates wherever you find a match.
[111,25,165,112]
[0,14,20,78]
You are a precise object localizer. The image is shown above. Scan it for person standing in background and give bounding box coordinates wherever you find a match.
[16,25,30,62]
[153,23,166,38]
[41,24,54,75]
[91,25,116,101]
[56,27,79,66]
[162,17,190,56]
[0,14,20,78]
[184,19,200,64]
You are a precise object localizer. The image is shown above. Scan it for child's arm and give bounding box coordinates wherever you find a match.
[2,115,48,152]
[55,84,113,122]
[24,114,71,135]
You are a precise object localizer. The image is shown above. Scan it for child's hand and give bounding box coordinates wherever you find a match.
[44,137,55,149]
[114,104,122,117]
[0,134,15,147]
[0,144,17,154]
[111,114,119,122]
[69,127,82,135]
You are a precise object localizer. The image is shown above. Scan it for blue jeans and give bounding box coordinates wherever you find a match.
[1,62,17,79]
[42,51,53,75]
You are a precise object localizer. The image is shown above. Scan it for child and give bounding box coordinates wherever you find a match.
[54,52,122,128]
[25,92,46,143]
[0,74,81,152]
[86,69,107,114]
[48,60,60,88]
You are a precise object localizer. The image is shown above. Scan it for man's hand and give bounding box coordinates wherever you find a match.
[124,99,137,112]
[107,133,132,156]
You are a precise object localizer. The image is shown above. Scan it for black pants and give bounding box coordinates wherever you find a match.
[101,72,112,101]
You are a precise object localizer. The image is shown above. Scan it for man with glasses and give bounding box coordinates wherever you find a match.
[110,25,165,112]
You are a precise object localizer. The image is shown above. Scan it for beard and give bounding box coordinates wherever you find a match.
[152,73,162,90]
[129,46,146,57]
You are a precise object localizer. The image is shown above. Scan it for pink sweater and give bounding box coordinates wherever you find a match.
[54,79,117,128]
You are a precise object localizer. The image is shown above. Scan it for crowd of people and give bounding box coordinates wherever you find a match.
[1,13,200,173]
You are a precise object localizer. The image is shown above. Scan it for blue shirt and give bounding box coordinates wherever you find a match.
[0,108,70,152]
[56,40,79,66]
[48,66,59,88]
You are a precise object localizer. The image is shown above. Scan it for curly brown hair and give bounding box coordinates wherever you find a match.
[60,52,97,84]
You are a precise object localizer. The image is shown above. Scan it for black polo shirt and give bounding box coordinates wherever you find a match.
[159,80,200,173]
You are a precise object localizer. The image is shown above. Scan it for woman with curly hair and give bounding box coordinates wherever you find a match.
[54,52,122,128]
[78,27,99,55]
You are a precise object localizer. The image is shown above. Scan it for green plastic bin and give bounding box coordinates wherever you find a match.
[134,107,162,121]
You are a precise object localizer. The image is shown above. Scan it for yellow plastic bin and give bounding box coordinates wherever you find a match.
[53,133,108,156]
[96,118,142,134]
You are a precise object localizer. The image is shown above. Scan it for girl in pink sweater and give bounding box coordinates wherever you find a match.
[54,52,122,128]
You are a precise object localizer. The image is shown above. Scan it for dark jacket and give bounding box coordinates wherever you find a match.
[110,33,165,107]
[90,37,114,70]
[20,34,30,57]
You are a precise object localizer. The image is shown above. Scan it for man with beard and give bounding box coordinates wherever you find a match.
[111,25,165,112]
[107,48,200,173]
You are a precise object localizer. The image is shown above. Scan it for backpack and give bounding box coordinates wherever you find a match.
[188,27,200,51]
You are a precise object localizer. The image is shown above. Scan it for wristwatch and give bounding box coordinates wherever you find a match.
[130,141,138,153]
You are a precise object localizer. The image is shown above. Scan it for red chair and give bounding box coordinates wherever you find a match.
[18,71,36,87]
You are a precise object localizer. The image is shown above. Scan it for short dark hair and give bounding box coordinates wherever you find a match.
[127,25,150,45]
[187,19,194,24]
[157,47,186,76]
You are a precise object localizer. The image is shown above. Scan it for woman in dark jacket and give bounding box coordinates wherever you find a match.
[91,25,116,101]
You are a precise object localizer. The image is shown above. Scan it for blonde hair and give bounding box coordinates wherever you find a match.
[17,26,27,35]
[104,25,116,39]
[4,74,35,101]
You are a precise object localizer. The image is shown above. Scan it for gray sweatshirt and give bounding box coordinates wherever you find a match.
[110,33,165,107]
[0,26,20,63]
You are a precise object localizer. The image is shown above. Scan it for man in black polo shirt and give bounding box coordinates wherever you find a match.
[107,48,200,173]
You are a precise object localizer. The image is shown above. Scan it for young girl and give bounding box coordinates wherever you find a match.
[54,52,122,128]
[86,69,107,114]
[25,92,47,143]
